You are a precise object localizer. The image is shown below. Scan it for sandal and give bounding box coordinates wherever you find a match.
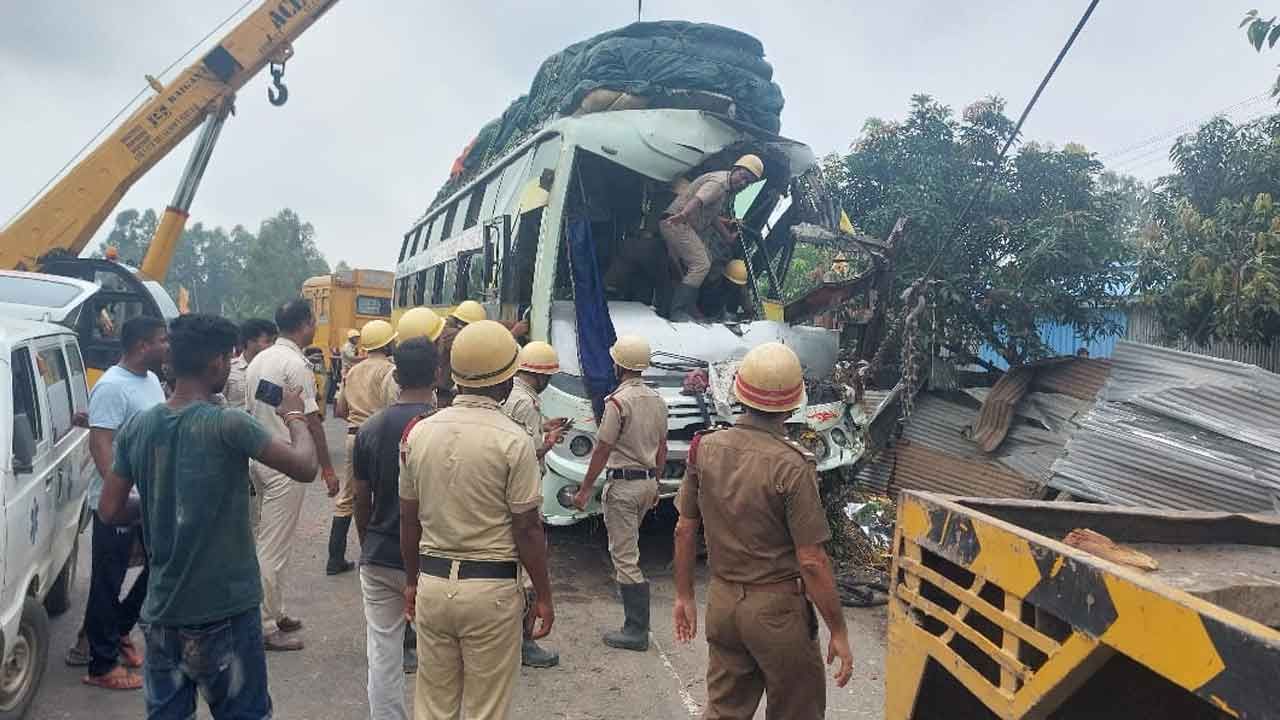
[82,667,143,691]
[118,639,143,669]
[64,645,90,667]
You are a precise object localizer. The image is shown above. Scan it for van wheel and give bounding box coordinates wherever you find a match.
[0,598,49,719]
[44,536,78,617]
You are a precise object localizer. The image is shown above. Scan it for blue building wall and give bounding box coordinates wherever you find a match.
[976,309,1128,370]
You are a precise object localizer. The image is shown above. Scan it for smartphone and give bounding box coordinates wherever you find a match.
[255,378,284,407]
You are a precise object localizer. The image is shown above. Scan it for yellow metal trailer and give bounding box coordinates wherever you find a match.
[887,491,1280,719]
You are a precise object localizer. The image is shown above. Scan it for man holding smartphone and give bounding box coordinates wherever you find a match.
[246,299,337,652]
[98,313,320,718]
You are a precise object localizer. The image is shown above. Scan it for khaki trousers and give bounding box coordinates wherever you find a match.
[254,462,306,631]
[602,478,658,584]
[703,578,826,720]
[660,219,711,286]
[335,433,356,518]
[414,572,523,720]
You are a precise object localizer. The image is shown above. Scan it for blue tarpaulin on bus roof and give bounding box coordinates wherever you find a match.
[567,217,618,421]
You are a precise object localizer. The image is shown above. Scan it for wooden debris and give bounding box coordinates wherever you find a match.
[1064,528,1160,571]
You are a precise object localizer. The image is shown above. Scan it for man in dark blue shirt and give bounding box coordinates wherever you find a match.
[353,337,438,720]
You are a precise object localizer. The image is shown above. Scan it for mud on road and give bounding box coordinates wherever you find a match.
[31,419,887,719]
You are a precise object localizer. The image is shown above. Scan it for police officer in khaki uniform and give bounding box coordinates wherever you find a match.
[573,335,668,652]
[400,320,553,720]
[672,342,853,719]
[661,155,764,320]
[328,319,398,576]
[503,341,570,669]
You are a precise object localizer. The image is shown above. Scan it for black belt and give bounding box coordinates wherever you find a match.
[608,468,654,481]
[419,555,517,580]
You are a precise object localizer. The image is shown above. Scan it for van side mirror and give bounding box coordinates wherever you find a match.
[13,413,35,474]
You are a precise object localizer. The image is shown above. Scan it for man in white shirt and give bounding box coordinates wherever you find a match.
[226,318,277,408]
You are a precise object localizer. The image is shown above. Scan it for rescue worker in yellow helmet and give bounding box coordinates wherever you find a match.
[435,301,529,408]
[700,258,756,323]
[503,340,569,669]
[574,335,668,652]
[398,307,446,343]
[661,155,765,321]
[673,342,853,719]
[327,319,398,575]
[341,328,363,378]
[400,320,553,718]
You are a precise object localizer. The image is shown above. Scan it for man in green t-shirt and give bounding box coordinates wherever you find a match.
[98,315,321,718]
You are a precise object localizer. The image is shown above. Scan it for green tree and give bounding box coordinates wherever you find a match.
[823,95,1133,367]
[1242,10,1280,100]
[97,209,158,263]
[334,260,352,273]
[1136,113,1280,343]
[233,209,330,320]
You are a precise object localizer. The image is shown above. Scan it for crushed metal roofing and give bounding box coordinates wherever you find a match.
[857,390,1090,499]
[1048,341,1280,513]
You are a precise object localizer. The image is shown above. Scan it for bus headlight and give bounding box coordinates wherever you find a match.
[557,484,581,509]
[569,435,593,457]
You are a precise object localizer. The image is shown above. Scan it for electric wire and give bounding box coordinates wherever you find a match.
[3,0,257,230]
[923,0,1102,278]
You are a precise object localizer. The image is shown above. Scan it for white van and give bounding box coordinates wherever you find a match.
[0,271,96,718]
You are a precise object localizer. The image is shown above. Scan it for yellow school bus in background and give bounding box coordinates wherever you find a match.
[300,268,394,370]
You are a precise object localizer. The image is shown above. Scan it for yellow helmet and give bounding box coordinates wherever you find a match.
[360,319,397,351]
[398,307,445,342]
[734,342,805,413]
[451,320,519,388]
[609,335,651,372]
[450,300,487,325]
[518,341,560,375]
[733,154,764,180]
[723,259,749,286]
[346,329,361,341]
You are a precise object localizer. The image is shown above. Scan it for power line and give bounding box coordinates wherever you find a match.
[924,0,1102,278]
[1101,92,1270,163]
[1108,105,1279,174]
[3,0,257,230]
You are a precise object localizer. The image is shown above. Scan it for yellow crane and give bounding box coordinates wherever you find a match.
[1,0,340,277]
[0,0,340,379]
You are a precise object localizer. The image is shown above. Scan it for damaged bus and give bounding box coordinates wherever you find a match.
[392,108,862,524]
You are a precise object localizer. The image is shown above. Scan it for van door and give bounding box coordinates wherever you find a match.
[32,340,83,568]
[6,346,54,595]
[62,341,91,511]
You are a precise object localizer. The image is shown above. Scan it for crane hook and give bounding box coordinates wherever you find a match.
[268,62,288,107]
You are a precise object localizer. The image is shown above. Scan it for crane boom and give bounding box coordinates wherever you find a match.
[0,0,339,270]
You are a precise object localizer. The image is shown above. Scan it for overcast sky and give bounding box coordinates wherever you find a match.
[1,1,1274,271]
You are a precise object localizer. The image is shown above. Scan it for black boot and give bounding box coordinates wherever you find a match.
[325,516,354,575]
[669,284,701,322]
[603,582,650,651]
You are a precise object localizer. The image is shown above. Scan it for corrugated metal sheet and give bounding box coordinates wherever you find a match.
[971,365,1034,452]
[978,310,1127,369]
[1034,358,1113,400]
[1049,341,1280,512]
[1126,305,1280,374]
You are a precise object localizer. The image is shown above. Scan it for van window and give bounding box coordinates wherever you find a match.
[65,342,88,412]
[440,261,459,306]
[37,347,74,442]
[11,348,42,445]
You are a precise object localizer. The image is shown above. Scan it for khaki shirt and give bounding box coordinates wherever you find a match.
[666,170,733,233]
[597,378,666,470]
[245,337,320,439]
[503,377,542,441]
[224,355,249,409]
[399,395,541,562]
[342,353,397,427]
[676,414,831,585]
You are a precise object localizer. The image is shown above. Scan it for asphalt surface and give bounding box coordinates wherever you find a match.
[30,417,887,719]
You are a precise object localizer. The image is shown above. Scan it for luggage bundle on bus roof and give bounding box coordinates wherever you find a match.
[431,21,786,209]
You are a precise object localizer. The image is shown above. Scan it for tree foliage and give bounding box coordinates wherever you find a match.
[821,95,1134,366]
[1136,114,1280,343]
[97,207,329,321]
[1242,9,1280,100]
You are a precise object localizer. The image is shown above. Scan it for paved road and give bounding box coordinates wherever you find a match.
[31,418,887,719]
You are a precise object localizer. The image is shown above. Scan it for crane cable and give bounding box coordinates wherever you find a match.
[923,0,1102,279]
[2,0,258,230]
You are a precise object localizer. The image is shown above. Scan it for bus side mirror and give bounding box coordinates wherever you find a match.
[13,413,36,474]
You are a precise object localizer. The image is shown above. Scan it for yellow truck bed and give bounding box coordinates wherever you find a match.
[887,492,1280,719]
